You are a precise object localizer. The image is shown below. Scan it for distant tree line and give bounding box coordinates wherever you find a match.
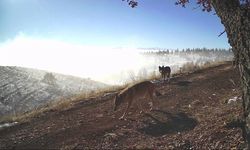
[141,47,232,56]
[141,48,233,66]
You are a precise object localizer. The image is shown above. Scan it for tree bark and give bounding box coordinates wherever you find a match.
[212,0,250,148]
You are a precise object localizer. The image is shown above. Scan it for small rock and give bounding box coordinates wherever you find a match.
[228,97,238,104]
[203,105,208,108]
[162,135,166,138]
[104,133,117,138]
[215,141,220,148]
[96,114,104,118]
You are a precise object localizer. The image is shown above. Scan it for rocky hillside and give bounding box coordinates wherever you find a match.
[0,62,245,149]
[0,66,108,117]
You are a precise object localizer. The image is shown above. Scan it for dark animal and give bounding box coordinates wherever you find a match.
[159,66,171,82]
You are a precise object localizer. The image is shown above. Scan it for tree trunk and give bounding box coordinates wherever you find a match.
[211,0,250,148]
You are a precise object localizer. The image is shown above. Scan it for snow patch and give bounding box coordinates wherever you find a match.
[228,96,238,104]
[0,122,18,130]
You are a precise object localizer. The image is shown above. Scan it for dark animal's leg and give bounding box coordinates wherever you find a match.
[168,72,171,83]
[163,73,166,82]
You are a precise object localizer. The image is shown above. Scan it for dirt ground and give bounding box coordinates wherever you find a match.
[0,62,245,149]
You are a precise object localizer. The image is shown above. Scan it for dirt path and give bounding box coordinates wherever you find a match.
[0,62,245,149]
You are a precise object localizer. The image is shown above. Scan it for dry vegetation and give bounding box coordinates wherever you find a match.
[178,61,228,74]
[0,86,120,123]
[0,60,233,125]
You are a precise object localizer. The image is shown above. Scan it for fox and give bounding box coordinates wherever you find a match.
[113,81,161,120]
[159,66,171,82]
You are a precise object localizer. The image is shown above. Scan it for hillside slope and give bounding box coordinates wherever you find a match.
[0,66,108,117]
[0,62,245,149]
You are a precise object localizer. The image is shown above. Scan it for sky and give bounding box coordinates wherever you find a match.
[0,0,230,49]
[0,0,232,84]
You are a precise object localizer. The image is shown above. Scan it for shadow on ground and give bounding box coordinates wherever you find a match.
[176,81,192,87]
[138,110,198,137]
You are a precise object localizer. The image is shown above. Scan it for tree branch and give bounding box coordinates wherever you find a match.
[218,30,226,37]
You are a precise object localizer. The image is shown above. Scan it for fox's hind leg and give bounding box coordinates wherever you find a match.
[136,99,144,114]
[149,91,159,111]
[148,92,155,111]
[119,98,133,120]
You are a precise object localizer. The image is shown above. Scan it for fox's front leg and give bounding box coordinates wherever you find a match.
[119,107,128,120]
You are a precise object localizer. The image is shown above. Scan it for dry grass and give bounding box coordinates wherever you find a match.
[177,61,229,75]
[0,85,125,124]
[0,60,233,124]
